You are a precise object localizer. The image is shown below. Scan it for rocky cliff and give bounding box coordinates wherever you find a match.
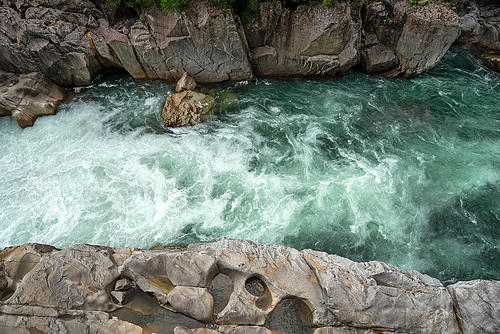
[1,239,499,333]
[2,0,490,128]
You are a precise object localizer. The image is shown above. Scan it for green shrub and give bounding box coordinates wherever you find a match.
[102,0,343,14]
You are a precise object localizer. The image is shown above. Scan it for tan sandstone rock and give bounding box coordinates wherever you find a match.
[0,72,67,128]
[161,90,216,127]
[176,72,198,93]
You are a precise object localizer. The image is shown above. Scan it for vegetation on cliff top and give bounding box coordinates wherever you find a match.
[102,0,346,14]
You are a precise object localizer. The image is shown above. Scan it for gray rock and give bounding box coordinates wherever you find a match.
[176,72,197,93]
[189,239,327,325]
[143,0,253,83]
[364,44,399,73]
[245,0,359,78]
[161,90,216,127]
[447,279,500,334]
[393,2,462,77]
[168,286,214,322]
[174,326,219,334]
[6,244,132,311]
[0,71,66,128]
[1,239,498,333]
[456,1,500,54]
[303,249,460,332]
[483,54,500,73]
[118,249,218,306]
[0,307,143,334]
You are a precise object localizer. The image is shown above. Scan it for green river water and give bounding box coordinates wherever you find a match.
[1,48,499,284]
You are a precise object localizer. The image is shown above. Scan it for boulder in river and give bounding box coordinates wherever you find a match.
[161,90,216,127]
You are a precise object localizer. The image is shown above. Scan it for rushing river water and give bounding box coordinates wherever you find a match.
[1,49,499,284]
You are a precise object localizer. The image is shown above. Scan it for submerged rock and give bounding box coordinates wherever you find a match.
[0,239,499,333]
[161,90,216,127]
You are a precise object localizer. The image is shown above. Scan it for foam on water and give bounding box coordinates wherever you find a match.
[1,49,499,283]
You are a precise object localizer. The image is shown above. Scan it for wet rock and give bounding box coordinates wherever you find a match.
[456,1,500,54]
[244,0,359,78]
[161,90,216,127]
[483,54,500,72]
[168,286,214,322]
[0,72,66,128]
[447,280,500,334]
[176,72,197,93]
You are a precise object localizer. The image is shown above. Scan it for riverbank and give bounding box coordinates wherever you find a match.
[1,0,499,127]
[1,239,499,333]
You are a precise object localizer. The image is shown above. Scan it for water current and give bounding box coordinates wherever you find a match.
[1,48,499,284]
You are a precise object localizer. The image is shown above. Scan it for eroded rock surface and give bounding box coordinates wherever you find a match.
[161,90,216,127]
[0,71,66,128]
[447,280,500,334]
[2,239,498,333]
[244,0,360,78]
[0,0,479,128]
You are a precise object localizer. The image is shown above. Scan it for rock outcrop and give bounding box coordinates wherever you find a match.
[244,1,360,78]
[161,86,216,127]
[363,1,462,77]
[1,239,499,333]
[2,0,495,128]
[455,0,500,72]
[0,71,67,128]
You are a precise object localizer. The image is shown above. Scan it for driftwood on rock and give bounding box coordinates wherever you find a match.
[1,239,499,333]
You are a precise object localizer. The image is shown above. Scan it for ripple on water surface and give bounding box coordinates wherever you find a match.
[0,49,499,284]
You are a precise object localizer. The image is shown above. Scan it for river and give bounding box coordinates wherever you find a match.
[1,48,499,284]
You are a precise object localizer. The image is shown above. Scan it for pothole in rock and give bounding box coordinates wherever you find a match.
[209,273,233,315]
[264,298,314,334]
[245,276,272,309]
[15,253,40,281]
[110,288,202,333]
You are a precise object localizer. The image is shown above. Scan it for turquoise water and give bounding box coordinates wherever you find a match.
[0,49,499,284]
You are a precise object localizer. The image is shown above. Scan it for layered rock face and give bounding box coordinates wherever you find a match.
[455,0,500,72]
[1,239,499,333]
[363,1,461,77]
[0,0,479,128]
[0,0,253,86]
[244,1,360,78]
[0,71,67,128]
